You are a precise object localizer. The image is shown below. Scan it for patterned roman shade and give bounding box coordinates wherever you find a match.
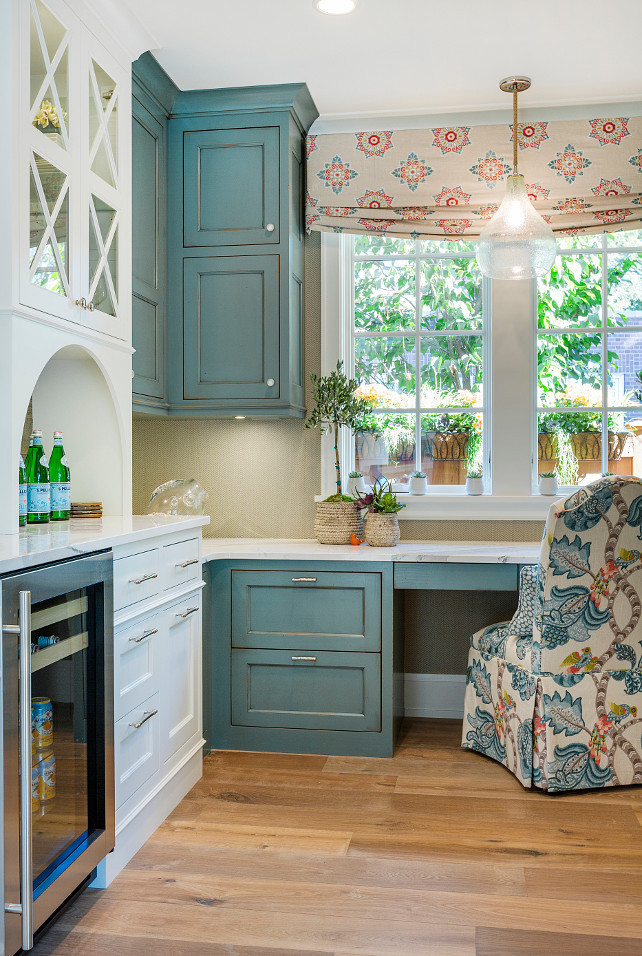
[305,116,642,239]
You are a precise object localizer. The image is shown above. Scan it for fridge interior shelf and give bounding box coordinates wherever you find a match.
[31,596,88,631]
[30,631,88,673]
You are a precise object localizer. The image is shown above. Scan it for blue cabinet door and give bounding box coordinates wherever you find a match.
[231,649,381,732]
[183,126,280,248]
[231,570,382,651]
[132,97,166,406]
[182,255,280,401]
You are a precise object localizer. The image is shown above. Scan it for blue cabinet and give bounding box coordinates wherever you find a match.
[167,85,317,417]
[205,560,403,757]
[182,254,281,401]
[231,649,382,732]
[182,126,281,247]
[131,53,178,414]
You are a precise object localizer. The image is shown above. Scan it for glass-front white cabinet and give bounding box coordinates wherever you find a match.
[22,0,129,340]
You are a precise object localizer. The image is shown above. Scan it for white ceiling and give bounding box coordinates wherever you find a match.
[130,0,642,121]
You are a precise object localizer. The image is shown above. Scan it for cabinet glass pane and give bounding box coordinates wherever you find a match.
[30,0,69,151]
[89,195,118,315]
[30,154,69,296]
[89,60,118,188]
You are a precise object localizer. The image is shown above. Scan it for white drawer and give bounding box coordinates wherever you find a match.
[163,537,201,591]
[114,547,162,611]
[114,613,162,721]
[115,693,160,810]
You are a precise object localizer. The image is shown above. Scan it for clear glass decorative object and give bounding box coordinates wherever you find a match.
[476,174,557,280]
[145,479,208,516]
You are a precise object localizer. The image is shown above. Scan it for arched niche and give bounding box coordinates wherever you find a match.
[28,345,125,516]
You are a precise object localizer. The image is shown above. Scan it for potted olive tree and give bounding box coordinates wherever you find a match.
[305,362,375,544]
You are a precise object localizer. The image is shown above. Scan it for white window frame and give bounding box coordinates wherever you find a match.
[321,230,548,520]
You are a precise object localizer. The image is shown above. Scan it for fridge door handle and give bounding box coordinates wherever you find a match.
[3,592,34,949]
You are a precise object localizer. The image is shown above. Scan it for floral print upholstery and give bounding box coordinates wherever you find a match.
[462,476,642,792]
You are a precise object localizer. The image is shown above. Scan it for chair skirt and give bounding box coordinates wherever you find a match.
[462,644,642,792]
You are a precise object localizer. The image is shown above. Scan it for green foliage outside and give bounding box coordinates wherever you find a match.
[352,234,642,477]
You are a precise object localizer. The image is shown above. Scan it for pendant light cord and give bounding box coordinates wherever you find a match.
[513,89,518,174]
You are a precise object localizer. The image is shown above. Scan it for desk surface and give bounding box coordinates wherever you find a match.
[202,538,541,565]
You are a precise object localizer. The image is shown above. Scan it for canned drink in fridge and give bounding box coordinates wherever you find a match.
[32,697,53,749]
[31,764,40,814]
[38,751,55,803]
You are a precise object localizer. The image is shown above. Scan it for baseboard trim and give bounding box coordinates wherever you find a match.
[404,673,466,719]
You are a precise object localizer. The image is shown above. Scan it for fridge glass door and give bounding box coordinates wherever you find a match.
[29,586,96,897]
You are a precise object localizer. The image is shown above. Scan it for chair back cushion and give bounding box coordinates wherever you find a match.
[534,476,642,678]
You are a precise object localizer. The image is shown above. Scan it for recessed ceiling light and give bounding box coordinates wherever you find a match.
[314,0,358,15]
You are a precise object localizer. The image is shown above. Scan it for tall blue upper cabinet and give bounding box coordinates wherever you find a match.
[132,54,179,414]
[132,61,318,417]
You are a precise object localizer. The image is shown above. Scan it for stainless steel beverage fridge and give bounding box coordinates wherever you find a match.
[1,552,114,954]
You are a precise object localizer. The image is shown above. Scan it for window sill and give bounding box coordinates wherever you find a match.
[315,493,560,521]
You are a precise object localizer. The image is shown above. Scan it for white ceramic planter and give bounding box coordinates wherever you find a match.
[539,475,559,496]
[408,476,428,495]
[347,476,367,497]
[465,476,483,495]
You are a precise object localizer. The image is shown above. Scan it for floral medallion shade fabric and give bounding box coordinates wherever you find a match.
[462,476,642,792]
[306,117,642,240]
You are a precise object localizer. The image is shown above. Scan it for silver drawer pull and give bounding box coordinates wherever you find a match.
[291,656,317,661]
[176,606,199,619]
[291,577,317,582]
[129,572,158,585]
[129,627,158,644]
[176,558,199,568]
[129,708,157,730]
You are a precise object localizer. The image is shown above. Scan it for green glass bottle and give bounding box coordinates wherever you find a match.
[26,430,50,524]
[18,455,27,527]
[49,431,71,521]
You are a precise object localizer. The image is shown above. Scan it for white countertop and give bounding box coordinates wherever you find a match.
[201,537,542,565]
[0,515,210,575]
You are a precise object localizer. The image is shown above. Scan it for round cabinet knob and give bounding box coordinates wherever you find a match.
[266,223,275,232]
[75,297,87,309]
[87,300,95,312]
[267,378,275,387]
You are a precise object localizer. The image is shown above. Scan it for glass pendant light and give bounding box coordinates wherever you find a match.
[476,77,557,280]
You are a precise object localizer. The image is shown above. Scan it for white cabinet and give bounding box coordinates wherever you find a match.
[161,598,201,763]
[93,527,205,888]
[20,0,130,339]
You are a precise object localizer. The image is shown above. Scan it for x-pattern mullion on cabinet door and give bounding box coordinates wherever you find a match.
[29,154,71,296]
[29,0,70,152]
[88,60,118,188]
[88,196,118,315]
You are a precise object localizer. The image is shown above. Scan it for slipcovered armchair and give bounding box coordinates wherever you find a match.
[462,476,642,792]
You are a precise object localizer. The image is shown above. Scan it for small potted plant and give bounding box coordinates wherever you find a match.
[539,471,559,495]
[355,479,405,547]
[408,470,428,495]
[347,470,367,497]
[465,469,483,495]
[305,362,375,544]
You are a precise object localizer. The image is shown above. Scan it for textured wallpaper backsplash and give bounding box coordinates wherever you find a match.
[132,233,544,544]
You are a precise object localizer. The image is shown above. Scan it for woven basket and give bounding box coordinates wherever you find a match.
[314,501,363,545]
[364,513,400,548]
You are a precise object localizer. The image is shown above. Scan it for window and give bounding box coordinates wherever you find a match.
[351,234,484,488]
[322,227,642,517]
[537,231,642,486]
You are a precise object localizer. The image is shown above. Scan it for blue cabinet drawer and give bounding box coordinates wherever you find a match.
[394,562,518,591]
[231,570,381,651]
[231,649,381,731]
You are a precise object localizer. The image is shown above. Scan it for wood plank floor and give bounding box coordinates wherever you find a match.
[31,719,642,956]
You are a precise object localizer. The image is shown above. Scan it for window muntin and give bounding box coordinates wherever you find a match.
[352,235,484,488]
[536,232,642,486]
